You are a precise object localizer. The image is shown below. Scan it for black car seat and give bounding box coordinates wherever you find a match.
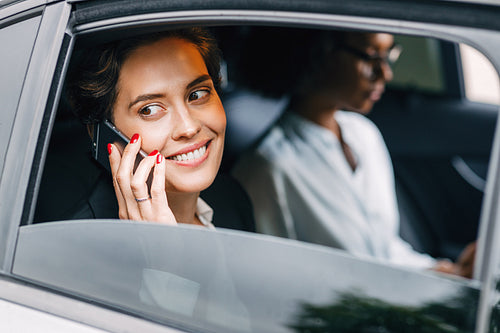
[220,88,287,172]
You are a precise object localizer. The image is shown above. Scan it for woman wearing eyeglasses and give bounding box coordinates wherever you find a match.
[231,28,474,277]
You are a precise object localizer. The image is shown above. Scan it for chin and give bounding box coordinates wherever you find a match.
[350,100,375,115]
[345,106,372,115]
[357,107,373,115]
[166,169,218,194]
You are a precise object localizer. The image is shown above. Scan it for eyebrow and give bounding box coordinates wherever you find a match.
[128,93,165,109]
[186,74,212,90]
[128,74,212,110]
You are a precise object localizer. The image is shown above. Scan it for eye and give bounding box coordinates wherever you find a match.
[188,89,210,102]
[139,105,163,117]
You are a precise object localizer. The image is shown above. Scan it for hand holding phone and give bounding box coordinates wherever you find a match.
[93,120,176,224]
[92,119,147,173]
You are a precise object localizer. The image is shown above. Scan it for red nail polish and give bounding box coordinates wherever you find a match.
[148,149,159,156]
[156,154,163,164]
[130,133,139,144]
[107,143,112,155]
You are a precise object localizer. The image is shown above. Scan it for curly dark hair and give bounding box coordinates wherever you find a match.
[67,27,222,125]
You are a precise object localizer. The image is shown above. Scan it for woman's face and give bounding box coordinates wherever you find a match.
[322,33,395,114]
[112,37,226,194]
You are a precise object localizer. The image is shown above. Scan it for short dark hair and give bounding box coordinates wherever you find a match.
[68,27,222,124]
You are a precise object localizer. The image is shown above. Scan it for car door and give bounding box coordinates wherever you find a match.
[0,1,113,331]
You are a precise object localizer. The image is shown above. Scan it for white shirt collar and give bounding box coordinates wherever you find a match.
[196,197,215,229]
[284,111,340,145]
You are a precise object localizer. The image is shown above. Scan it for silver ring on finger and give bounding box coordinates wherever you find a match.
[135,196,151,203]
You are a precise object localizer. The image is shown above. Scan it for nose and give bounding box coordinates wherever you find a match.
[171,104,202,140]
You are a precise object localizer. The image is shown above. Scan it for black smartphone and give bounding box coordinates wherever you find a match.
[92,119,147,173]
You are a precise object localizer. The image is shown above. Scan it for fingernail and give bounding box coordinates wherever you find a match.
[156,154,163,164]
[107,143,112,155]
[130,133,139,144]
[148,149,159,156]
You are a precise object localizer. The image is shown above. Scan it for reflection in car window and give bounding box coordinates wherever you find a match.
[14,221,480,333]
[0,15,40,178]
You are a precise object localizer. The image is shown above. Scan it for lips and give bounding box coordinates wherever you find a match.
[166,140,210,163]
[369,85,385,102]
[167,145,207,161]
[370,90,382,101]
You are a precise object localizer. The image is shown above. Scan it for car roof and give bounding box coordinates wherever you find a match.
[67,0,500,32]
[444,0,500,5]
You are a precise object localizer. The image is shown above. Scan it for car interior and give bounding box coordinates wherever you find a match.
[216,26,496,262]
[30,23,497,268]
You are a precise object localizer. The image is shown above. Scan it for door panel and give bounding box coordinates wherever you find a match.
[370,90,497,260]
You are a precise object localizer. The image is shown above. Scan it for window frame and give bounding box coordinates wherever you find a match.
[0,11,42,183]
[0,0,71,272]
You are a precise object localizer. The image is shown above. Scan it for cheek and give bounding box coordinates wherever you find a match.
[330,62,360,92]
[345,65,371,98]
[347,62,368,86]
[140,127,170,153]
[205,102,227,137]
[214,109,227,136]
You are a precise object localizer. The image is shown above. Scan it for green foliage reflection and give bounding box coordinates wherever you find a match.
[289,289,478,333]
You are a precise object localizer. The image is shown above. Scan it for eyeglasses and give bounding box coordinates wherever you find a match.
[338,43,403,67]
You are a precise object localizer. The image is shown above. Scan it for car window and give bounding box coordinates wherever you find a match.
[13,221,480,333]
[0,15,41,179]
[460,43,500,105]
[389,36,446,94]
[388,36,500,106]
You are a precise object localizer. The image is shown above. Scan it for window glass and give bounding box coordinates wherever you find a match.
[24,23,489,332]
[460,43,500,105]
[14,221,480,333]
[389,36,445,94]
[0,15,41,177]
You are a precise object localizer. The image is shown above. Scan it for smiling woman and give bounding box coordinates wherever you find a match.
[67,28,227,226]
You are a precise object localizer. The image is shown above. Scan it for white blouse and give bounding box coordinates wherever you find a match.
[233,111,436,269]
[196,197,215,229]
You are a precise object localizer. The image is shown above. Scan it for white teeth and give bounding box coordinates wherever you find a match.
[169,145,207,161]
